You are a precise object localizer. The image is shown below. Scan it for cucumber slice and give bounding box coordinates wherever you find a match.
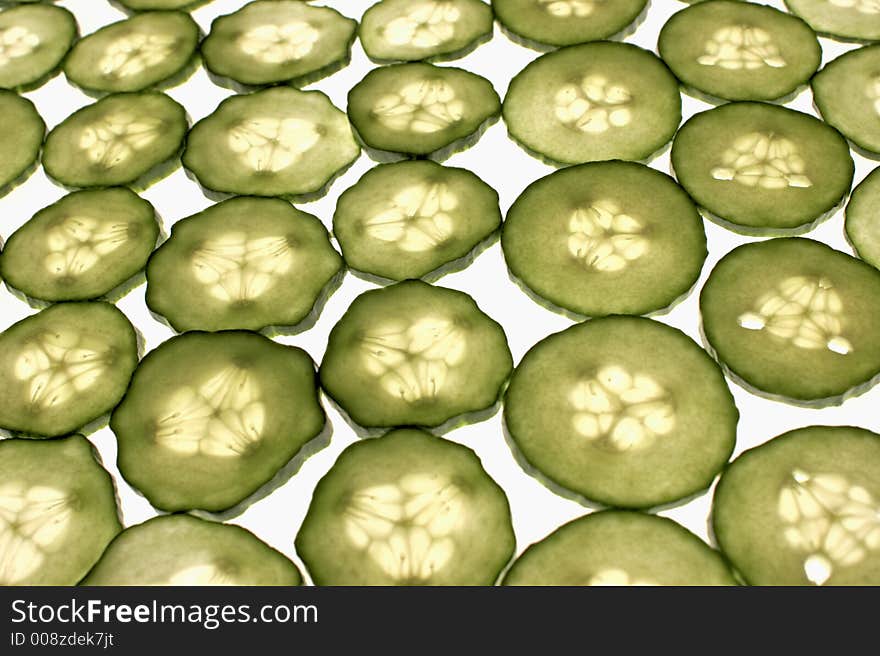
[846,166,880,268]
[296,428,515,585]
[360,0,493,62]
[111,331,325,512]
[0,188,159,302]
[63,11,199,94]
[659,1,821,102]
[701,238,880,403]
[672,103,853,232]
[492,0,647,48]
[813,45,880,156]
[0,302,138,437]
[333,160,501,281]
[0,4,77,91]
[42,91,187,189]
[0,91,43,194]
[0,435,121,586]
[347,63,500,158]
[713,425,880,586]
[115,0,212,11]
[503,510,736,586]
[146,196,342,332]
[504,316,737,508]
[503,42,681,165]
[201,0,356,87]
[502,161,706,317]
[183,87,359,199]
[320,280,512,430]
[784,0,880,42]
[82,514,301,585]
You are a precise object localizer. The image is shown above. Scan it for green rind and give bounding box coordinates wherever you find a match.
[0,91,44,195]
[503,510,736,586]
[658,1,821,102]
[501,161,707,317]
[0,435,121,586]
[296,428,515,586]
[713,425,880,586]
[0,188,160,302]
[111,331,325,513]
[784,0,880,42]
[845,166,880,269]
[319,280,513,429]
[0,4,78,91]
[504,316,738,509]
[700,238,880,403]
[671,102,854,230]
[0,302,139,437]
[333,160,501,281]
[82,514,301,586]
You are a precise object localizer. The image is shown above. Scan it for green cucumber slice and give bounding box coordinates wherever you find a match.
[846,166,880,268]
[713,425,880,586]
[504,316,737,508]
[503,510,736,586]
[201,0,356,87]
[320,280,512,430]
[700,238,880,403]
[502,161,706,317]
[63,11,199,94]
[672,102,853,232]
[813,45,880,155]
[0,90,43,194]
[111,331,325,513]
[82,514,301,585]
[347,63,500,158]
[0,188,159,302]
[0,435,121,586]
[658,0,821,102]
[146,196,342,332]
[784,0,880,42]
[503,42,681,165]
[0,4,77,91]
[333,160,501,281]
[360,0,493,62]
[42,91,187,189]
[115,0,212,11]
[0,302,138,438]
[296,428,515,585]
[183,87,359,199]
[492,0,647,48]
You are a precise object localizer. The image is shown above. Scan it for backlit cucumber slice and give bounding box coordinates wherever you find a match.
[115,0,214,10]
[846,166,880,269]
[0,3,77,91]
[784,0,880,42]
[0,90,43,194]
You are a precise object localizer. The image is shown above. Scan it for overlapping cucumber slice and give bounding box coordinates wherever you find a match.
[360,0,493,62]
[700,238,880,403]
[320,280,512,430]
[0,91,43,194]
[0,435,121,586]
[296,428,515,585]
[115,0,213,10]
[503,510,736,586]
[183,87,359,198]
[201,0,356,87]
[504,316,737,508]
[42,91,187,189]
[333,161,501,281]
[111,331,325,512]
[0,303,138,438]
[492,0,647,48]
[503,42,681,164]
[82,514,301,586]
[0,3,77,91]
[846,166,880,269]
[502,161,706,317]
[784,0,880,42]
[347,63,500,158]
[714,426,880,586]
[63,10,199,94]
[146,197,341,332]
[0,189,159,302]
[659,0,821,102]
[672,102,853,232]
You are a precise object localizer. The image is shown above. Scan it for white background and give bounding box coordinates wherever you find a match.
[2,0,878,583]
